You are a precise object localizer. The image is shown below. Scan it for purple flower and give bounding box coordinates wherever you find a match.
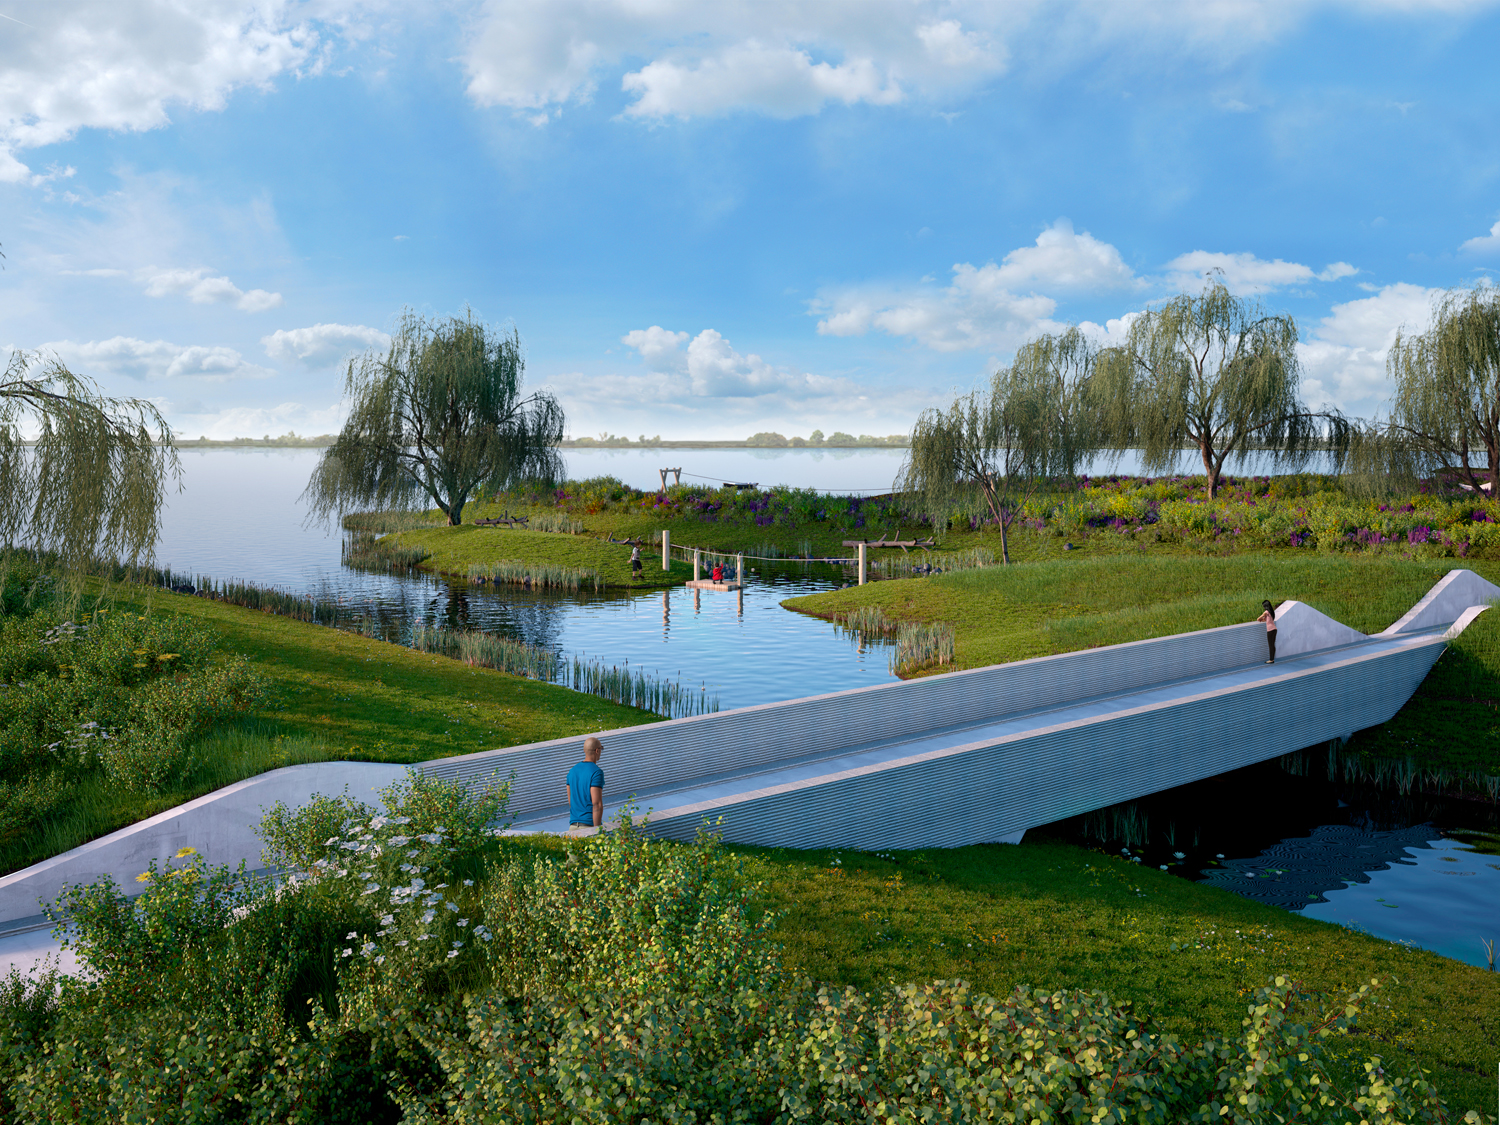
[1408,526,1431,545]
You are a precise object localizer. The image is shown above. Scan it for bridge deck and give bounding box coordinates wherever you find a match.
[505,624,1452,849]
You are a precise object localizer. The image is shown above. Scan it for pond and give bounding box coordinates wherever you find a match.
[154,449,1498,969]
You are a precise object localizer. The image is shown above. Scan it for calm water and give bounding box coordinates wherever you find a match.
[154,449,1497,968]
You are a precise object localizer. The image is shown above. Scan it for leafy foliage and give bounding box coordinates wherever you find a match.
[0,352,179,577]
[305,311,564,528]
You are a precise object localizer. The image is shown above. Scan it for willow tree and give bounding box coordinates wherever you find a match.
[901,365,1061,565]
[305,311,564,527]
[0,351,178,574]
[1010,325,1103,478]
[1387,284,1500,493]
[1094,277,1350,498]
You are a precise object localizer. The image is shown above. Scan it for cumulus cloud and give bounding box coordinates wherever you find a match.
[813,220,1132,352]
[619,326,859,399]
[1460,219,1500,255]
[464,0,1005,120]
[136,266,283,312]
[262,322,391,366]
[1297,283,1439,417]
[1163,250,1358,294]
[0,0,319,181]
[43,336,276,383]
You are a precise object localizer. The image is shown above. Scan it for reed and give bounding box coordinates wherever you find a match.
[1282,742,1500,802]
[526,510,587,535]
[871,547,996,579]
[465,560,604,594]
[407,624,717,718]
[342,509,447,533]
[187,575,345,625]
[831,605,955,675]
[410,624,561,680]
[568,656,720,719]
[342,531,431,572]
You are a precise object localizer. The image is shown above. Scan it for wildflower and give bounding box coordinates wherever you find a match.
[135,871,152,883]
[463,879,474,887]
[1172,851,1185,860]
[324,836,340,846]
[361,942,376,956]
[446,901,459,912]
[397,941,409,947]
[346,932,359,940]
[388,836,410,847]
[341,948,353,958]
[380,913,395,926]
[1160,865,1169,871]
[363,883,381,895]
[457,918,469,928]
[446,950,459,959]
[421,910,436,924]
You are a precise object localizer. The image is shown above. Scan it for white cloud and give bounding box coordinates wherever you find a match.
[1297,283,1440,417]
[136,266,283,312]
[1460,220,1500,255]
[1163,250,1358,294]
[43,336,276,383]
[0,0,319,181]
[621,325,859,399]
[464,0,1005,120]
[621,326,689,372]
[813,220,1132,352]
[621,45,903,120]
[262,322,390,366]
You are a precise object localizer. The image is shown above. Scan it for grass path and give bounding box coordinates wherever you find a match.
[740,836,1500,1117]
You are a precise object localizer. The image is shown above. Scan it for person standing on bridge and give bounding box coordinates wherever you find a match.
[1257,600,1277,664]
[566,736,605,836]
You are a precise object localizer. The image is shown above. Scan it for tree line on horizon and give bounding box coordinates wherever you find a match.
[3,279,1498,561]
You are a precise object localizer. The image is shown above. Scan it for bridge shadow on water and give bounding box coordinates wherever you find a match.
[1033,749,1500,968]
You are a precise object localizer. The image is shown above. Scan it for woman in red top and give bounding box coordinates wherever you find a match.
[1256,600,1277,664]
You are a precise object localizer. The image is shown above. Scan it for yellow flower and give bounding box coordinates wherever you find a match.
[157,653,179,661]
[135,872,152,883]
[175,846,197,857]
[132,649,147,655]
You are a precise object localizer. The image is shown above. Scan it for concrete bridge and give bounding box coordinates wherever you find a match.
[4,568,1497,942]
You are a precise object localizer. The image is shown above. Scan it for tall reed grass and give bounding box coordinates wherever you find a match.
[832,605,956,675]
[342,531,431,572]
[185,575,345,625]
[871,547,996,579]
[526,511,586,535]
[1283,742,1500,802]
[342,509,447,533]
[408,625,718,718]
[466,561,603,594]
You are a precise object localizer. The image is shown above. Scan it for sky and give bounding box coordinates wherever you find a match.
[2,0,1499,442]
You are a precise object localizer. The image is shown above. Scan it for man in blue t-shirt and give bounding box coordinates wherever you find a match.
[565,736,605,836]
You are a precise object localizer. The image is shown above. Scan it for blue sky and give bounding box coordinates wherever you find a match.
[3,1,1499,440]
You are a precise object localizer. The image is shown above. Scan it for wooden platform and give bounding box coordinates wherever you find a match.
[685,579,742,591]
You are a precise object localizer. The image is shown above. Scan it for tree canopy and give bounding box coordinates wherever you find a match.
[899,342,1089,564]
[1387,284,1500,492]
[1094,277,1350,498]
[304,312,565,527]
[0,351,179,573]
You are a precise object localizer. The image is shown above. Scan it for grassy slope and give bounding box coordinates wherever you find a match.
[738,838,1500,1117]
[2,591,653,877]
[783,553,1500,777]
[394,525,695,589]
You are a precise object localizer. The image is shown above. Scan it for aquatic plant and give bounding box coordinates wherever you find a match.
[341,509,447,533]
[831,605,955,675]
[410,624,560,681]
[465,560,603,594]
[341,531,431,572]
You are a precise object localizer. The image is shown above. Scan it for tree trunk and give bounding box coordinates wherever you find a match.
[998,508,1011,565]
[1200,437,1220,499]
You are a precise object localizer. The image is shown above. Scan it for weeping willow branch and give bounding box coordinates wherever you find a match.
[303,310,565,527]
[1094,274,1352,499]
[0,351,179,576]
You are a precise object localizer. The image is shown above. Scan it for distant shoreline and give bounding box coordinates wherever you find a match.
[141,438,914,450]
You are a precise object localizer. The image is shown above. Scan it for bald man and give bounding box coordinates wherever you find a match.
[565,736,604,837]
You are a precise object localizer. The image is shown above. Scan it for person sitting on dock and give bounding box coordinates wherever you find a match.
[711,563,723,582]
[566,736,604,836]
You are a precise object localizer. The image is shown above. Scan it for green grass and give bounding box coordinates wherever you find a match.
[2,589,655,877]
[736,835,1500,1118]
[392,525,694,588]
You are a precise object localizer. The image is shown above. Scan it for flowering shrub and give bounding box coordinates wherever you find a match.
[1,770,1487,1123]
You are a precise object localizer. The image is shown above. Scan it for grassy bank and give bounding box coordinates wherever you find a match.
[1,588,654,877]
[738,835,1500,1117]
[391,525,694,588]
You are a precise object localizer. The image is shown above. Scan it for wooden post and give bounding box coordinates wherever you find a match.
[659,468,668,491]
[736,552,744,587]
[693,548,701,582]
[661,530,670,570]
[858,542,867,585]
